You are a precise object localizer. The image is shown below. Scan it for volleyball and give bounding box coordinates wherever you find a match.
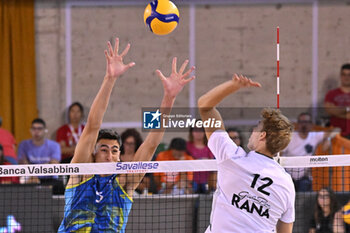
[344,202,350,224]
[143,0,180,35]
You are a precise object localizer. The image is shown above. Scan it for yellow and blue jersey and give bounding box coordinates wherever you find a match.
[58,174,133,233]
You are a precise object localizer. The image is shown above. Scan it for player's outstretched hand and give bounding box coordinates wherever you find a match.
[104,38,135,79]
[231,74,262,88]
[156,57,195,98]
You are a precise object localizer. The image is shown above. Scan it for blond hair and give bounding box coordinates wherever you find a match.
[261,108,293,155]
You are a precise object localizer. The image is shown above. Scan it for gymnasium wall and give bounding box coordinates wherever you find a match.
[34,1,350,143]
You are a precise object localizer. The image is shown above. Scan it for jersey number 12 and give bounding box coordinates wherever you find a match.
[250,174,273,196]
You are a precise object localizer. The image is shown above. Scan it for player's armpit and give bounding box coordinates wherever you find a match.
[276,220,293,233]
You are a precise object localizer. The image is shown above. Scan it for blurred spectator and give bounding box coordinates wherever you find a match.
[56,102,85,163]
[154,138,193,194]
[186,125,214,194]
[120,128,152,195]
[0,144,19,184]
[309,188,344,233]
[282,112,339,192]
[120,128,143,162]
[227,127,243,146]
[18,118,64,194]
[324,64,350,139]
[0,117,17,164]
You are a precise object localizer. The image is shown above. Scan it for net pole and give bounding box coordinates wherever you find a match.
[276,26,281,161]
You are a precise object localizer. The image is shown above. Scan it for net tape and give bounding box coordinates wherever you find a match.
[1,154,349,177]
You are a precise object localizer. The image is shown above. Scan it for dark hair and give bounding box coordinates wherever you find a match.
[341,63,350,71]
[0,116,2,127]
[314,188,339,226]
[120,128,143,154]
[227,127,243,145]
[227,127,240,133]
[0,144,3,152]
[97,129,121,146]
[169,138,187,151]
[188,124,207,145]
[32,118,46,128]
[69,102,84,115]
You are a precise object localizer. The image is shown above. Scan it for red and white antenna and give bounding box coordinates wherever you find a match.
[277,26,280,109]
[276,26,281,162]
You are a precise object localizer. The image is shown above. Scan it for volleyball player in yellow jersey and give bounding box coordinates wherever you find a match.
[58,38,195,233]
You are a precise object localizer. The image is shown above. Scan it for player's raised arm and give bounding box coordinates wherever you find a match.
[71,38,135,164]
[126,57,195,193]
[198,74,261,139]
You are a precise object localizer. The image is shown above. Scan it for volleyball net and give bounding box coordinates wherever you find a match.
[1,153,350,233]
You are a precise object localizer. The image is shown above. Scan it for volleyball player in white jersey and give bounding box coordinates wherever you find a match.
[198,74,295,233]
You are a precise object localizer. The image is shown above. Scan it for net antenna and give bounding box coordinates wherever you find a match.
[276,26,281,163]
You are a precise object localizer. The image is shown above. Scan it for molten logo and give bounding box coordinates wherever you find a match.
[310,157,328,163]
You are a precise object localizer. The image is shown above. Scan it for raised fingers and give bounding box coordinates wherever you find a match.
[182,66,195,79]
[118,62,135,74]
[183,76,195,84]
[232,74,260,86]
[104,50,111,60]
[114,38,119,55]
[107,41,114,57]
[232,74,240,81]
[124,62,136,72]
[172,57,177,74]
[156,69,167,82]
[178,60,189,74]
[249,79,262,87]
[120,43,131,58]
[239,74,248,83]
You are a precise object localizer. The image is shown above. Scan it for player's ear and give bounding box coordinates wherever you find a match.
[259,131,267,140]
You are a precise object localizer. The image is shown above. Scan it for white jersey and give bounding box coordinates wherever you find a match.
[282,132,324,180]
[205,130,295,233]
